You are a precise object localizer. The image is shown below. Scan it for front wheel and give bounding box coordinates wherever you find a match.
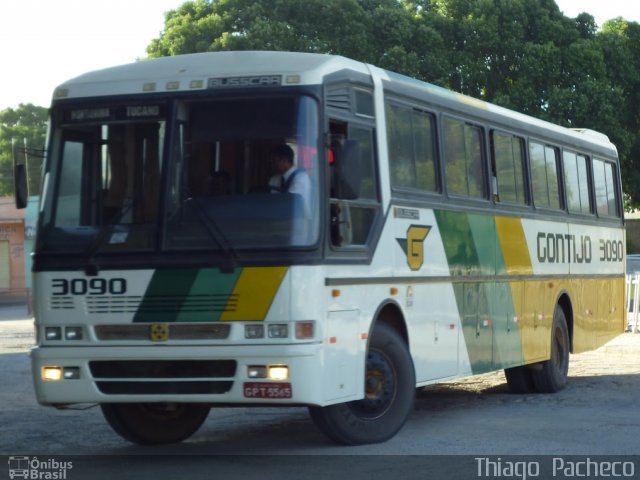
[100,403,210,445]
[309,323,415,445]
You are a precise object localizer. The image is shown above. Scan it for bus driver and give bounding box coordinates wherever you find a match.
[268,144,312,217]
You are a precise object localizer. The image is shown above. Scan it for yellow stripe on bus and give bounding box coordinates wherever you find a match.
[220,267,288,321]
[496,216,533,275]
[495,217,545,363]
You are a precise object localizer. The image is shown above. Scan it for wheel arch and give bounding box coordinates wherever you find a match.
[370,300,409,346]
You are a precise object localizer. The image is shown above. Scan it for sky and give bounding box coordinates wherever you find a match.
[0,0,639,110]
[0,0,183,109]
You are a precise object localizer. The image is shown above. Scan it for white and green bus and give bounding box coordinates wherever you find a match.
[21,51,625,445]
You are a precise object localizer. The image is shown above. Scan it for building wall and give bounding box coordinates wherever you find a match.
[0,221,25,294]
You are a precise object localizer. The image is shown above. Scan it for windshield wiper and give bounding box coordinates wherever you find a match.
[83,200,134,276]
[189,198,239,273]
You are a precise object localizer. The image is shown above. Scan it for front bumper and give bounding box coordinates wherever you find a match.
[31,343,329,406]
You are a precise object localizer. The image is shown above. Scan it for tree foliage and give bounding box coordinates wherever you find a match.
[0,104,47,196]
[4,1,639,207]
[145,0,640,207]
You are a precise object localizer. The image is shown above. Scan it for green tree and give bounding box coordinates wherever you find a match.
[148,0,373,58]
[599,19,640,207]
[145,0,640,207]
[147,0,449,80]
[0,104,48,197]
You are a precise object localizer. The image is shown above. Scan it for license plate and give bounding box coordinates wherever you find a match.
[244,382,292,399]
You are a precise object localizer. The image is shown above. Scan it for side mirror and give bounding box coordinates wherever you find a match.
[332,139,361,200]
[13,142,28,209]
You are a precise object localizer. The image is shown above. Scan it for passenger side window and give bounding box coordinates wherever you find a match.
[530,141,561,209]
[329,121,379,247]
[492,131,526,204]
[563,150,591,214]
[443,117,485,198]
[386,102,437,192]
[593,158,619,217]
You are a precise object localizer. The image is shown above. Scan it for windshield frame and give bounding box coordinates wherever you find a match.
[37,100,168,256]
[34,87,326,271]
[163,92,323,254]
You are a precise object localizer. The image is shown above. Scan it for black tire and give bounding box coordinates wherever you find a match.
[504,365,535,393]
[531,307,570,393]
[308,322,415,445]
[100,403,210,445]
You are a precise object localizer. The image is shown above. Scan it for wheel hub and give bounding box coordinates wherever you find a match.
[350,348,396,417]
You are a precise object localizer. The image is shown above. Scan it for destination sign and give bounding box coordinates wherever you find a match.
[63,105,164,123]
[124,105,161,118]
[69,108,110,121]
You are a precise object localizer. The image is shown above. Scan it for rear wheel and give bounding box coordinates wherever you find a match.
[504,365,535,393]
[531,307,570,393]
[309,322,415,445]
[100,403,210,445]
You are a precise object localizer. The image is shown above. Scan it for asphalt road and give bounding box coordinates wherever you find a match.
[1,303,639,479]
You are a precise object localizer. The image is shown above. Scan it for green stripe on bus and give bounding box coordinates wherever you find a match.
[434,210,480,274]
[435,210,524,373]
[133,268,241,323]
[469,214,525,369]
[176,268,242,322]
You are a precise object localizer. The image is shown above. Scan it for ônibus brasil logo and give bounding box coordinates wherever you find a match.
[8,456,73,479]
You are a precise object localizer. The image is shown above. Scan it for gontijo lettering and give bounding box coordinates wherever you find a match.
[536,232,592,264]
[536,232,624,264]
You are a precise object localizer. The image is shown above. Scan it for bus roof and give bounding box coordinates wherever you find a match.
[376,68,618,157]
[52,50,617,157]
[52,51,367,102]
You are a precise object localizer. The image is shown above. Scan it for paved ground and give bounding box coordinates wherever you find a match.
[0,303,33,353]
[2,301,640,458]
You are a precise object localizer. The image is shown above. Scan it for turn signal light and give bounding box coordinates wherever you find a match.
[295,321,314,339]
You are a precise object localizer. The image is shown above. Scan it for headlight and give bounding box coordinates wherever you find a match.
[41,366,80,381]
[245,325,264,339]
[42,366,63,381]
[246,365,289,380]
[268,324,288,338]
[65,326,84,340]
[268,365,289,381]
[44,327,62,341]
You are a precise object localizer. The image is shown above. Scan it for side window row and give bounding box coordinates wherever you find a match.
[385,101,620,218]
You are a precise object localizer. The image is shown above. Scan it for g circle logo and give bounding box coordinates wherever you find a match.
[406,225,431,270]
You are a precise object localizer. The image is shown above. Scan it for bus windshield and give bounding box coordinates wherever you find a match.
[39,95,321,255]
[164,95,320,251]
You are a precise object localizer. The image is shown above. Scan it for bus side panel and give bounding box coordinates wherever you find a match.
[434,210,528,374]
[568,275,624,354]
[391,207,467,383]
[494,216,550,365]
[521,220,625,354]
